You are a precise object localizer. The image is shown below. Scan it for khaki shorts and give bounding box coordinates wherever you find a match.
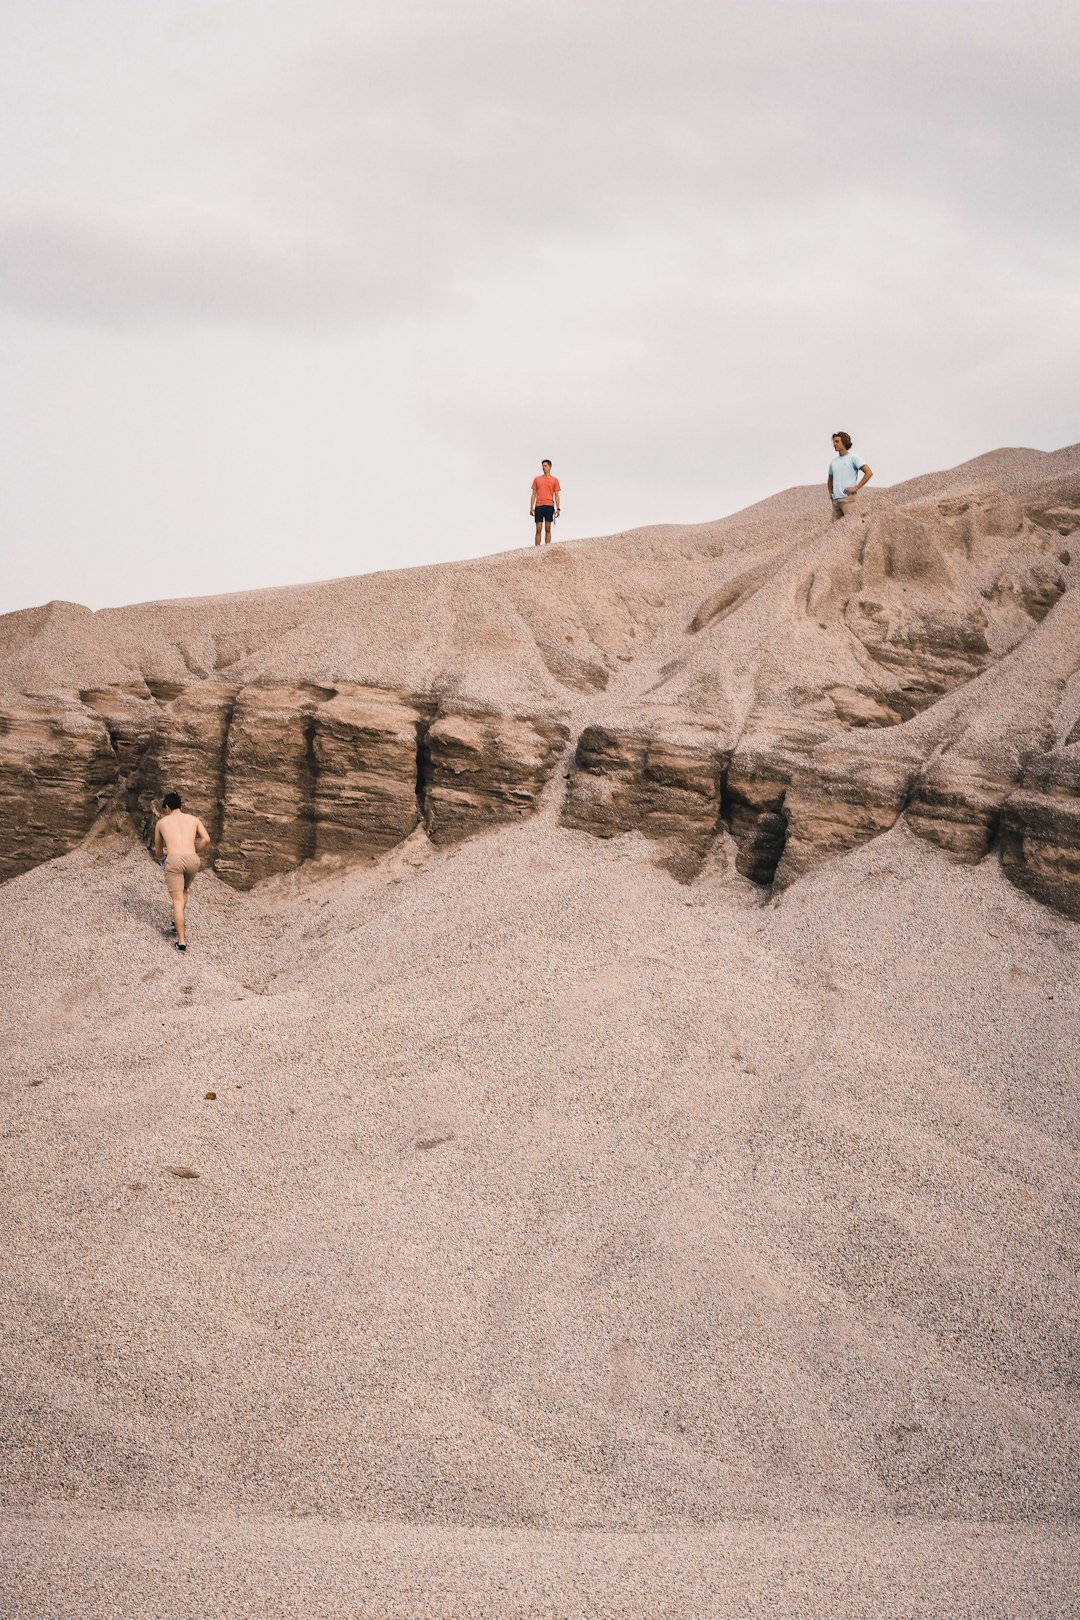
[163,852,201,896]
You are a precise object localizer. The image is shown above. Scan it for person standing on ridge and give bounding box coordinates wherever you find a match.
[153,791,211,952]
[827,431,873,520]
[530,458,561,545]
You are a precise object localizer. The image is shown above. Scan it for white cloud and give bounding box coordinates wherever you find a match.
[0,0,1077,612]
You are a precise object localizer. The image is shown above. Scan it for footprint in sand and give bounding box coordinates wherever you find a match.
[414,1128,455,1151]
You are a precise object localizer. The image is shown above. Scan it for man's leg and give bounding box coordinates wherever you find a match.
[181,869,198,942]
[831,499,847,522]
[544,519,552,544]
[534,521,543,546]
[165,873,186,946]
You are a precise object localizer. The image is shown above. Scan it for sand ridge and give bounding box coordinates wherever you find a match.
[1,446,1078,1615]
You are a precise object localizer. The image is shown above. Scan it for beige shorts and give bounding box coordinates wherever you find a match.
[163,852,201,896]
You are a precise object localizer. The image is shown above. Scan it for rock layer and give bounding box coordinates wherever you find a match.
[0,678,570,892]
[2,445,1079,915]
[0,694,116,882]
[424,712,569,846]
[1001,743,1080,920]
[562,729,915,890]
[215,684,332,888]
[312,686,431,860]
[137,682,237,846]
[562,724,724,850]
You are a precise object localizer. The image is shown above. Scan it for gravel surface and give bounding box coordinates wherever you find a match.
[0,805,1077,1612]
[2,1511,1076,1619]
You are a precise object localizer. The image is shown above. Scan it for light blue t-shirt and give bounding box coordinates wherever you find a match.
[829,451,865,498]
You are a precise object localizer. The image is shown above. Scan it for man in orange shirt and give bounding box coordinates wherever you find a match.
[530,459,561,546]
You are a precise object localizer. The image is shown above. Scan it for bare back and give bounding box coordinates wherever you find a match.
[154,809,209,857]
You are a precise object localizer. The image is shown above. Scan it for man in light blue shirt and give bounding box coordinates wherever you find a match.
[827,431,873,519]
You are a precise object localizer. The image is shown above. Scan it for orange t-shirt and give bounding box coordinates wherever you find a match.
[532,474,560,505]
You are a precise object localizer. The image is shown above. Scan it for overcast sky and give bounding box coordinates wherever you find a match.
[2,0,1077,614]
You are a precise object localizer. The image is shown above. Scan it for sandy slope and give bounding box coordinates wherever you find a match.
[1,446,1078,1614]
[1,796,1077,1613]
[2,1513,1076,1619]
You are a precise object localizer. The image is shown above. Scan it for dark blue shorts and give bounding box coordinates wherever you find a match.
[534,505,555,523]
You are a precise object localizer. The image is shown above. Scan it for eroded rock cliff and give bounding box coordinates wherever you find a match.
[1001,741,1080,919]
[555,453,1080,913]
[0,694,116,878]
[0,676,568,891]
[1,444,1078,915]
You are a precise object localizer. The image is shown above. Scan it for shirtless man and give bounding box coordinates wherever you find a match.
[153,792,211,952]
[530,459,561,545]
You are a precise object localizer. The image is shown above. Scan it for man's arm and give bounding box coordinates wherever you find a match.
[849,462,873,493]
[554,481,561,515]
[153,820,164,858]
[194,818,211,851]
[529,481,535,516]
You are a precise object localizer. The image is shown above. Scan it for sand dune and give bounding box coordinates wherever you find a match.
[1,450,1078,1615]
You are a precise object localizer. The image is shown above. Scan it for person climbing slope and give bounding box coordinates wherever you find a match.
[153,792,211,952]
